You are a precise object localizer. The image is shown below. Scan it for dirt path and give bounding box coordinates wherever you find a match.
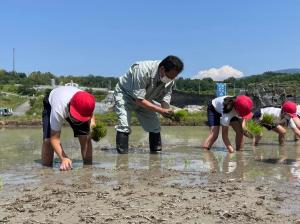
[13,101,30,116]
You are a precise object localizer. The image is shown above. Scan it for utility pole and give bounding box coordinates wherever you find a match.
[13,48,15,75]
[233,81,236,95]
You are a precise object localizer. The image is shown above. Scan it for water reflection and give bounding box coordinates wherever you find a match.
[2,126,300,187]
[250,145,300,183]
[202,150,246,179]
[116,154,129,171]
[114,153,163,185]
[115,153,162,172]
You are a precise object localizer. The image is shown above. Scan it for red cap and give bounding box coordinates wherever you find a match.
[282,101,297,118]
[69,91,95,122]
[234,95,253,120]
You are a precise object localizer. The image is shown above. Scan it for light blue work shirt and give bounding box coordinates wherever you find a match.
[114,60,174,133]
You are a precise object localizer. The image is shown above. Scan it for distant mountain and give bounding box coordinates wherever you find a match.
[273,68,300,74]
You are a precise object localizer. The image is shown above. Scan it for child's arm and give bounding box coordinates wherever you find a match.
[292,126,300,139]
[90,115,96,129]
[292,117,300,129]
[290,118,300,139]
[50,130,72,171]
[222,126,234,153]
[241,118,246,129]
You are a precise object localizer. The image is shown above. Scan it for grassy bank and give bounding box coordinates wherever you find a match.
[0,115,41,126]
[0,111,207,127]
[94,111,208,126]
[0,95,28,109]
[1,92,208,126]
[26,96,44,116]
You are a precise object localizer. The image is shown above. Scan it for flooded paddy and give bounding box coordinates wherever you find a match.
[0,126,300,223]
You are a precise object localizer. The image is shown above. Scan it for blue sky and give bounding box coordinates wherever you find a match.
[0,0,299,79]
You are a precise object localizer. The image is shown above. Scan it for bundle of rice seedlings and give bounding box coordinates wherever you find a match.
[173,109,188,122]
[261,113,275,125]
[91,122,107,142]
[164,109,188,122]
[245,119,263,137]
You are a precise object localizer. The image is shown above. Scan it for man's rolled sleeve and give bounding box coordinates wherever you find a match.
[161,87,173,105]
[133,89,147,100]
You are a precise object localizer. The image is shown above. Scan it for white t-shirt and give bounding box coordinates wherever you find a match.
[297,105,300,117]
[212,96,238,126]
[48,86,82,131]
[260,107,296,129]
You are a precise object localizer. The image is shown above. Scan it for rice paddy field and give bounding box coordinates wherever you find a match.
[0,126,300,223]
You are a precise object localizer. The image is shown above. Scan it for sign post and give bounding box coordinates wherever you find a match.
[215,83,227,97]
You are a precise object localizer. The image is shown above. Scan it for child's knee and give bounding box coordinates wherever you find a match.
[280,129,286,135]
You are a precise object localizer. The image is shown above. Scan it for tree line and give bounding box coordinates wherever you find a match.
[1,69,300,95]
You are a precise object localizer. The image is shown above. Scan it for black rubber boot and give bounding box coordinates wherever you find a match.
[116,131,129,154]
[149,132,162,153]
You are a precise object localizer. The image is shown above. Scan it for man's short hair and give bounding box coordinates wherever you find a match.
[159,55,184,73]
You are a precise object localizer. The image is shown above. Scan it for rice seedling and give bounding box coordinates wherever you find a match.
[164,109,188,122]
[245,119,263,137]
[261,113,275,125]
[260,113,277,130]
[174,110,188,121]
[91,122,107,142]
[183,157,191,170]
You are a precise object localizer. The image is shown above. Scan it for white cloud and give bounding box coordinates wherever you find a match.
[192,65,244,81]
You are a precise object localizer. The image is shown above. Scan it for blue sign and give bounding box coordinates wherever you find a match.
[215,83,227,97]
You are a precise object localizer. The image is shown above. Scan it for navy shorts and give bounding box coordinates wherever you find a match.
[207,101,222,126]
[42,95,90,139]
[65,117,90,137]
[253,110,262,120]
[42,95,52,139]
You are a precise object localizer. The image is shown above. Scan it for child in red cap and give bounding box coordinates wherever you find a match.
[202,95,253,153]
[252,101,300,145]
[42,86,96,171]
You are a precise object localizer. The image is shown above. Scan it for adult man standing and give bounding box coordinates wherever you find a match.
[42,86,96,171]
[114,55,184,154]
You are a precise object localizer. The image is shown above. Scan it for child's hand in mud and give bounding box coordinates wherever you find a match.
[60,158,73,171]
[227,145,234,153]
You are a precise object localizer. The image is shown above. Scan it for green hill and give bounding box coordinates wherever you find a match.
[1,68,300,95]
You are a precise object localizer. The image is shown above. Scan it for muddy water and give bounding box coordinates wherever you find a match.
[1,126,300,186]
[1,126,300,223]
